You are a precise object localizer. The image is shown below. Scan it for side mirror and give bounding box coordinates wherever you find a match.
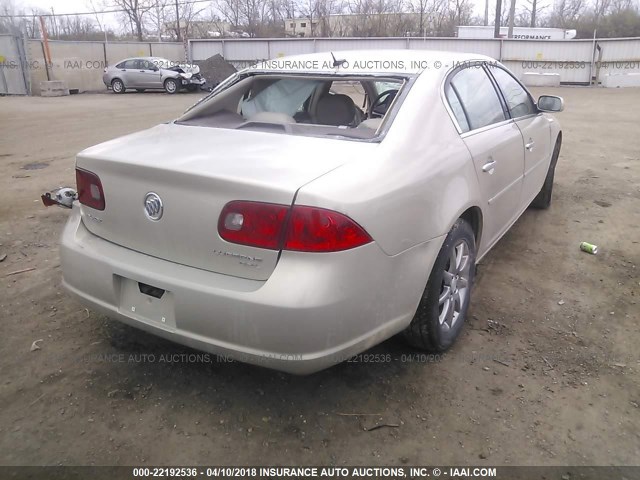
[537,95,564,112]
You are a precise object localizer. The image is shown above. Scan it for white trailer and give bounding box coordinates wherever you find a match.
[457,26,577,40]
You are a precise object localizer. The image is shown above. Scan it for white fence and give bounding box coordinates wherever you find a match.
[0,39,186,95]
[4,36,639,94]
[27,40,186,95]
[0,34,29,94]
[189,36,640,85]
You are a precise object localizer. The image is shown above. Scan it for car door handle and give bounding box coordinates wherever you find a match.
[482,159,497,173]
[525,140,535,151]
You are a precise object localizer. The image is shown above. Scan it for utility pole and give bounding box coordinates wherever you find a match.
[484,0,489,26]
[39,16,52,80]
[50,7,57,38]
[494,0,502,38]
[507,0,516,38]
[530,0,537,27]
[175,0,181,42]
[155,1,162,41]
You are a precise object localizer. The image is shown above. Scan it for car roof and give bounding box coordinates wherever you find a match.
[248,49,496,76]
[115,56,169,63]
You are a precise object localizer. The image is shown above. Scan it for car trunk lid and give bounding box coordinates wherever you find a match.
[76,122,373,281]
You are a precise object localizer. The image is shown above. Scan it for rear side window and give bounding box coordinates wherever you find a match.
[448,66,506,132]
[138,59,155,70]
[444,84,470,133]
[488,66,535,118]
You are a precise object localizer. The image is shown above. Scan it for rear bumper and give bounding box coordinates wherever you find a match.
[61,206,442,374]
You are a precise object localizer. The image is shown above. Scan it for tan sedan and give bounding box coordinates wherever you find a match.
[55,50,563,373]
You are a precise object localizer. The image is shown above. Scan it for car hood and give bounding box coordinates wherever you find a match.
[163,63,200,75]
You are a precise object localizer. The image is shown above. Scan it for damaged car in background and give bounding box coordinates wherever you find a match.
[46,50,563,374]
[102,57,207,94]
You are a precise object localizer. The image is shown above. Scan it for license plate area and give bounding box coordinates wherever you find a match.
[117,276,176,330]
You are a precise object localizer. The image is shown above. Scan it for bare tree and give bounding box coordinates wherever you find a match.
[550,0,586,27]
[146,0,171,40]
[517,0,550,26]
[204,6,234,36]
[87,0,111,40]
[410,0,431,35]
[347,0,399,36]
[241,0,269,36]
[609,0,633,13]
[62,16,105,39]
[167,0,207,39]
[592,0,608,18]
[110,0,153,41]
[297,0,320,36]
[316,0,345,36]
[217,0,244,30]
[0,0,25,35]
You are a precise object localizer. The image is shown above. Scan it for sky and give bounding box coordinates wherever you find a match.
[20,0,123,30]
[15,0,549,32]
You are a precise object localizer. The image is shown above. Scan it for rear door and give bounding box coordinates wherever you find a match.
[444,63,525,249]
[118,60,138,86]
[487,65,552,204]
[127,59,153,88]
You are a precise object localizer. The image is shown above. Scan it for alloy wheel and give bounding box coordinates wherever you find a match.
[438,239,471,331]
[165,80,177,93]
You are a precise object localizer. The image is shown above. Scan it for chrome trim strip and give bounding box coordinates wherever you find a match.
[460,118,516,138]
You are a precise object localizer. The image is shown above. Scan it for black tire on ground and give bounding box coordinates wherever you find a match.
[164,78,179,94]
[136,89,145,93]
[186,85,198,92]
[530,136,562,209]
[403,218,476,352]
[111,78,125,94]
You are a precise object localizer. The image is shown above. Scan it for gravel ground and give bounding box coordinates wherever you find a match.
[0,87,639,467]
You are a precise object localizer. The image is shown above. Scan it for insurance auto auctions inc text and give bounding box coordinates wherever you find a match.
[217,467,497,478]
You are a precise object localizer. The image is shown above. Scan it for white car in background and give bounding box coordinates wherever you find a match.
[57,50,563,374]
[102,57,207,94]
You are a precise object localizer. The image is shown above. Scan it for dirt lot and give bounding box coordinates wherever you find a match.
[0,88,639,467]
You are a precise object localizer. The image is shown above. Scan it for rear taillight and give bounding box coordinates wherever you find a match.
[283,206,372,252]
[218,201,288,250]
[218,201,372,252]
[76,168,105,211]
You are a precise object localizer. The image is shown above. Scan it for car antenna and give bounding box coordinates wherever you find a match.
[330,52,347,68]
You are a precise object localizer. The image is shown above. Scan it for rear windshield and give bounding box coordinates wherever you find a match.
[177,74,408,140]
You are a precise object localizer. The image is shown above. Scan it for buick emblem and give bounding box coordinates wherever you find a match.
[144,192,163,221]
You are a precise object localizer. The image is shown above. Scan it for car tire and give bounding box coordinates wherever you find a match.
[111,78,125,94]
[403,218,476,352]
[136,89,145,93]
[530,136,562,209]
[164,78,179,94]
